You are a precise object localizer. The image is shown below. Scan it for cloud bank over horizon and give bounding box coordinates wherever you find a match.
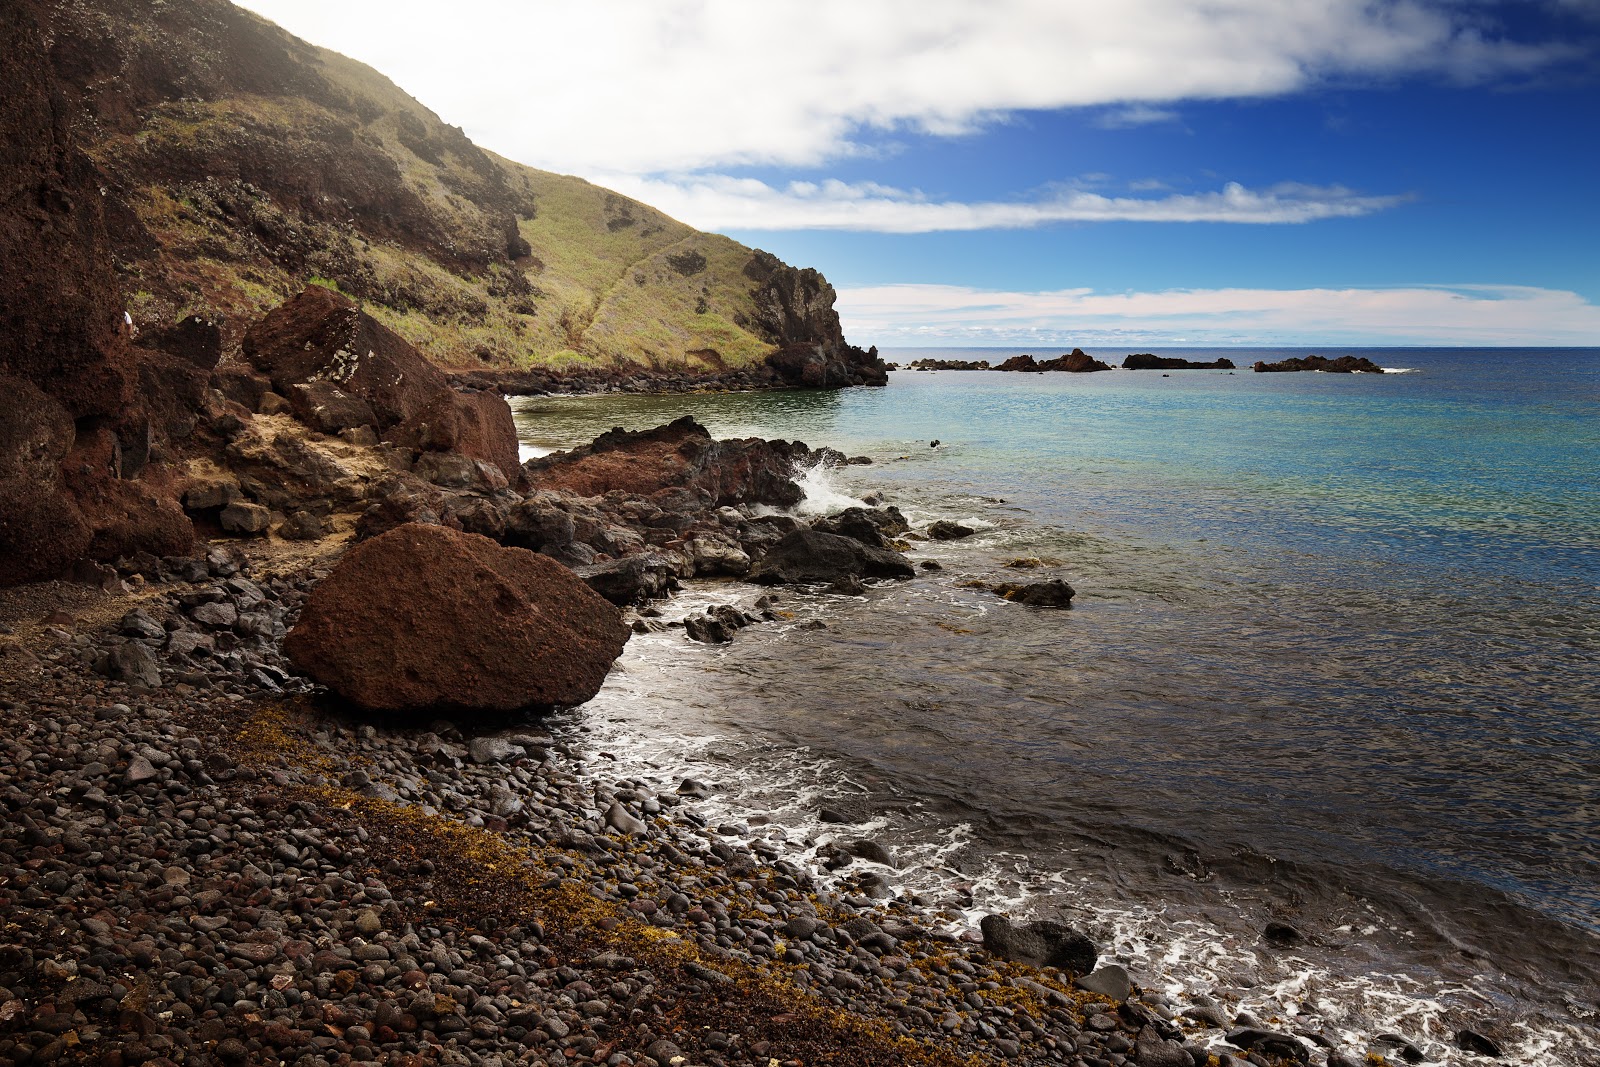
[238,0,1571,177]
[838,284,1600,347]
[232,1,1598,343]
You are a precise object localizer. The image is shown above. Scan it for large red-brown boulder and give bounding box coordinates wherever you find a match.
[284,523,629,713]
[386,388,520,481]
[242,285,451,428]
[526,416,809,507]
[242,286,521,482]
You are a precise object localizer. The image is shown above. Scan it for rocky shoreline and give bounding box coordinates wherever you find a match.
[1,522,1323,1067]
[3,403,1467,1067]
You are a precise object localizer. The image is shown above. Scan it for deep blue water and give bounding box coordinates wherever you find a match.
[510,348,1600,1062]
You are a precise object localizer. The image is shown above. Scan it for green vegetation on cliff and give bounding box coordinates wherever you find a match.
[40,0,805,376]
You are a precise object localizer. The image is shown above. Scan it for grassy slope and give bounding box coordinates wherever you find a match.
[84,5,776,374]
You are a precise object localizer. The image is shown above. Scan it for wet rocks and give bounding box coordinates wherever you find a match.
[1252,354,1385,373]
[926,519,976,540]
[1456,1029,1503,1057]
[979,914,1098,975]
[1076,963,1132,1002]
[1227,1027,1311,1063]
[284,523,629,713]
[573,554,685,606]
[992,579,1076,607]
[684,605,757,644]
[810,505,909,547]
[748,528,915,586]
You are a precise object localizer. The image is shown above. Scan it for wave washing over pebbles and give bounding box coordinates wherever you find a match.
[545,466,1597,1067]
[504,355,1600,1067]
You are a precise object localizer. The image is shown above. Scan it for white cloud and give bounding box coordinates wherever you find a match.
[234,0,1569,174]
[597,175,1405,232]
[837,283,1600,346]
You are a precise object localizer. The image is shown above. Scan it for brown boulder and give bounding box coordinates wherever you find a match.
[243,287,521,482]
[284,524,629,713]
[527,416,808,508]
[243,286,452,429]
[385,388,520,481]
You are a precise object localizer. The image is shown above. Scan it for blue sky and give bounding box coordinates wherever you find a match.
[239,1,1600,345]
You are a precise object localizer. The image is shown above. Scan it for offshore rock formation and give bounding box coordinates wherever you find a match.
[1252,355,1386,373]
[907,358,992,370]
[1122,353,1237,370]
[995,350,1112,373]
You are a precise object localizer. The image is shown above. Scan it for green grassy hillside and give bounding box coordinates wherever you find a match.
[42,0,794,376]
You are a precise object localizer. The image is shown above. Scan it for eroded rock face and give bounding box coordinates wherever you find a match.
[0,375,93,585]
[742,251,888,388]
[526,416,809,508]
[284,523,628,713]
[0,3,134,423]
[243,287,522,481]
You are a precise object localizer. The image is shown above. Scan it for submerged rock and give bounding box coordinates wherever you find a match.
[927,519,976,540]
[284,523,628,713]
[992,579,1076,607]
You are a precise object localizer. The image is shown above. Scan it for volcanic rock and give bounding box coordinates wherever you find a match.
[284,523,629,713]
[1251,354,1385,373]
[748,528,915,586]
[527,416,809,508]
[743,251,888,387]
[287,381,378,435]
[1225,1028,1311,1063]
[993,579,1076,607]
[0,375,93,585]
[1122,353,1236,370]
[996,350,1110,373]
[243,287,521,481]
[927,520,976,540]
[811,506,910,547]
[1037,349,1111,372]
[979,915,1098,975]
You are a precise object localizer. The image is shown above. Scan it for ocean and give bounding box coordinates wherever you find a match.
[508,348,1600,1064]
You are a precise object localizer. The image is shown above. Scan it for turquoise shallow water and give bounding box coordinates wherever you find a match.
[512,348,1600,1061]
